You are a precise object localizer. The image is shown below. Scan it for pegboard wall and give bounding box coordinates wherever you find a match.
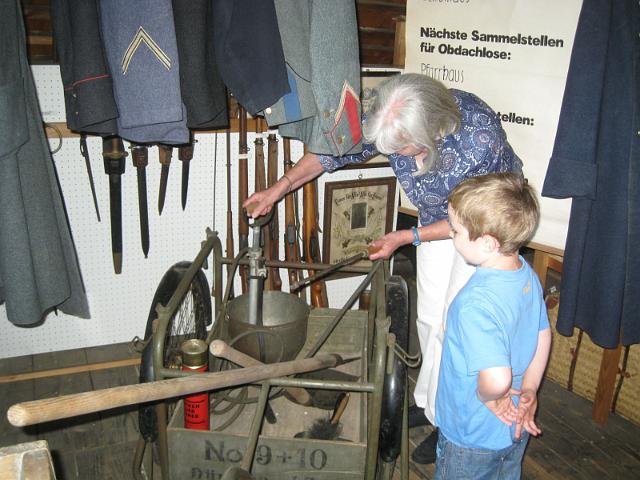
[0,66,397,359]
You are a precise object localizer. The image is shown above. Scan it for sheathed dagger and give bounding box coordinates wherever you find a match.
[157,145,172,215]
[178,132,195,210]
[131,144,150,258]
[80,133,101,222]
[102,136,128,274]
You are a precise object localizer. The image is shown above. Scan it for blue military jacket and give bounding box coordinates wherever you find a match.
[542,0,640,347]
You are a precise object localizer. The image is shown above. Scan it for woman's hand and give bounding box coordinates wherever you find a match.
[243,151,326,219]
[368,230,412,260]
[243,185,282,218]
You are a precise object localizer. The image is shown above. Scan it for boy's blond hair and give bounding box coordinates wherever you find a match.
[448,173,539,254]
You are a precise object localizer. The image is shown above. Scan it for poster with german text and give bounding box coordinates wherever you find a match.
[404,0,582,249]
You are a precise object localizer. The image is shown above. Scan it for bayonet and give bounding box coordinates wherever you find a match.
[102,136,128,274]
[131,144,150,258]
[158,145,172,215]
[80,133,101,222]
[178,132,195,210]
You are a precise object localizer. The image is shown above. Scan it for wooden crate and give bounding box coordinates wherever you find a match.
[167,309,369,479]
[0,441,56,480]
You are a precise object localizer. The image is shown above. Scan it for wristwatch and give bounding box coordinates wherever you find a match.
[411,226,422,247]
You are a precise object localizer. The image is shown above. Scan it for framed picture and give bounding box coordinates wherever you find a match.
[322,177,398,275]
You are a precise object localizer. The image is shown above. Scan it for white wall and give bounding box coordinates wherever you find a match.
[0,66,395,359]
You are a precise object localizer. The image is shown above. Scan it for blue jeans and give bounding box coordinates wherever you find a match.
[434,431,530,480]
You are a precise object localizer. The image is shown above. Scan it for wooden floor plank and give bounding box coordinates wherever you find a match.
[32,348,102,454]
[74,440,139,480]
[48,448,79,480]
[534,409,614,478]
[523,438,579,480]
[538,380,640,478]
[2,337,640,480]
[0,354,37,447]
[85,343,141,446]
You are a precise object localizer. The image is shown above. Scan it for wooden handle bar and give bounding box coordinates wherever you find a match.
[210,340,313,406]
[7,353,341,427]
[331,392,350,425]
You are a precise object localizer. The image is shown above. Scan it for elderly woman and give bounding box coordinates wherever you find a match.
[245,73,522,463]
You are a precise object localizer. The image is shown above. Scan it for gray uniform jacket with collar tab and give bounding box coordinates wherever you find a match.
[0,0,90,326]
[264,0,363,156]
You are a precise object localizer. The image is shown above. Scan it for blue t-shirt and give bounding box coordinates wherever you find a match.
[318,89,522,226]
[435,258,550,450]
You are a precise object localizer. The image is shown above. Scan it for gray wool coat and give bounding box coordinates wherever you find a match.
[264,0,363,156]
[0,0,90,326]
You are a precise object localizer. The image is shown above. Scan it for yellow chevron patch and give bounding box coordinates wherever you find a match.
[121,26,171,74]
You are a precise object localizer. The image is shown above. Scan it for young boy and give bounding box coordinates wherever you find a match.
[434,173,551,479]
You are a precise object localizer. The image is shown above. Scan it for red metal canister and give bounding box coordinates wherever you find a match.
[181,339,209,430]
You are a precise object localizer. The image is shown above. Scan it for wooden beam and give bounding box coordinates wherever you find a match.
[44,118,260,139]
[0,357,141,384]
[527,241,564,257]
[592,345,622,425]
[532,250,563,291]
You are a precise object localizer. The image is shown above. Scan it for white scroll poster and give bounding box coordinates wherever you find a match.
[404,0,582,250]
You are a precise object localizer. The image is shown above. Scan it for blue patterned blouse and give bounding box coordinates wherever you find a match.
[318,89,523,226]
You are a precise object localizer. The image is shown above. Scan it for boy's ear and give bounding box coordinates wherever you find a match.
[481,234,501,253]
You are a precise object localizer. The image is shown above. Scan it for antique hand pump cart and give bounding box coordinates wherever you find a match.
[7,220,418,480]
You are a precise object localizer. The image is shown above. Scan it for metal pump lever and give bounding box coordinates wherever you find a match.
[247,220,267,328]
[244,206,275,364]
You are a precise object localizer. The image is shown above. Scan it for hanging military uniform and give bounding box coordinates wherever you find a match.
[99,0,189,144]
[264,0,362,156]
[172,0,228,129]
[50,0,118,135]
[0,0,90,326]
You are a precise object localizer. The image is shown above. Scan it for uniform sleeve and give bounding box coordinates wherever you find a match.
[318,142,379,172]
[541,0,610,200]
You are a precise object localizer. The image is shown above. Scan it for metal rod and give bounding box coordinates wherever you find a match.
[365,273,391,480]
[153,232,219,384]
[291,251,367,290]
[242,382,271,473]
[268,378,374,393]
[219,257,371,274]
[305,261,382,360]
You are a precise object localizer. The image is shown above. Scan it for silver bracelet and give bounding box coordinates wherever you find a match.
[282,174,293,193]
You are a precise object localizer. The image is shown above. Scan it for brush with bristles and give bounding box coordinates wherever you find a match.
[295,392,350,440]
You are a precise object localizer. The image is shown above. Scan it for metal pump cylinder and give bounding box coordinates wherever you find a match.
[227,291,310,364]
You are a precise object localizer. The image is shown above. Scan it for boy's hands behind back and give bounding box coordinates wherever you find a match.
[483,389,520,427]
[515,389,541,439]
[483,388,542,440]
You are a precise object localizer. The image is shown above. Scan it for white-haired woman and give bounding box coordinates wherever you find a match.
[244,73,523,464]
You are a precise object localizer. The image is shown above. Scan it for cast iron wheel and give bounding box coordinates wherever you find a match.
[138,261,212,446]
[378,275,410,465]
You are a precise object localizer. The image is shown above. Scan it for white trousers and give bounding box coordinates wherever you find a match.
[413,238,475,423]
